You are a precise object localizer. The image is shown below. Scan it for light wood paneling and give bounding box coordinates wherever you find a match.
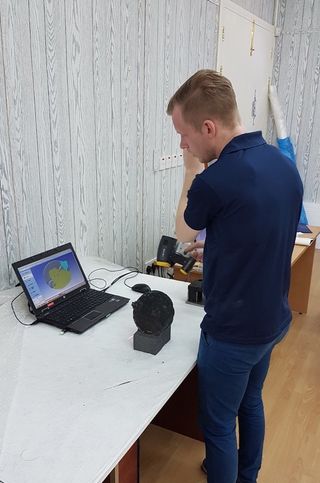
[0,8,19,285]
[119,0,144,268]
[43,0,75,247]
[1,0,45,260]
[232,0,275,24]
[65,0,97,255]
[0,0,282,289]
[29,0,57,249]
[142,0,159,266]
[0,0,149,287]
[0,204,8,285]
[142,0,219,267]
[92,0,110,260]
[273,0,320,205]
[140,250,320,483]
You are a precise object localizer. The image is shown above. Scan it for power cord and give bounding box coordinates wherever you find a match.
[123,271,141,288]
[87,266,141,291]
[104,269,140,291]
[11,292,38,326]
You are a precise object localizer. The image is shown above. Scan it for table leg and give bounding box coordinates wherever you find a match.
[103,441,139,483]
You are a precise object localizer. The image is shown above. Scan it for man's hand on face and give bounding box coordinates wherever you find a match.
[183,149,204,174]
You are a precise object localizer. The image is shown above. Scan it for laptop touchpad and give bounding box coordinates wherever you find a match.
[84,310,101,320]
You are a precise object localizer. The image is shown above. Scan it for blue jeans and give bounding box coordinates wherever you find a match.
[197,325,289,483]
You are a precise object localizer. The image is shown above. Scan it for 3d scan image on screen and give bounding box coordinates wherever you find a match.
[18,249,86,309]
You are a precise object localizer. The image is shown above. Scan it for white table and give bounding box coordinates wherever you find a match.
[0,257,204,483]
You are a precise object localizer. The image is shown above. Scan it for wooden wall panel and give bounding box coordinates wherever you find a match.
[120,0,144,268]
[159,0,176,246]
[232,0,275,24]
[92,0,121,264]
[65,0,97,255]
[134,0,145,270]
[0,7,19,286]
[29,0,57,250]
[92,0,111,261]
[154,0,166,254]
[0,0,148,288]
[0,203,8,285]
[170,0,191,241]
[43,0,75,247]
[273,0,320,205]
[109,0,123,264]
[1,0,45,263]
[142,0,159,266]
[205,0,220,69]
[142,0,219,266]
[0,0,291,290]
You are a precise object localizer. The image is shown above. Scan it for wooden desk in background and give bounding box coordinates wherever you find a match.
[174,226,320,314]
[290,226,320,313]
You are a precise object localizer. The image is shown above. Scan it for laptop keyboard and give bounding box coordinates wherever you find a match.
[45,290,113,324]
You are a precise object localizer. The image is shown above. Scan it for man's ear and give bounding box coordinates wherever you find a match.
[202,119,216,138]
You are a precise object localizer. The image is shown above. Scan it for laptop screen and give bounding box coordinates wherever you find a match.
[16,247,87,309]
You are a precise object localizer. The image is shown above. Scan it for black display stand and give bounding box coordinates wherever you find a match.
[133,325,171,355]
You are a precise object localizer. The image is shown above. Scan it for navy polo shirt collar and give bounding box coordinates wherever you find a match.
[219,131,266,157]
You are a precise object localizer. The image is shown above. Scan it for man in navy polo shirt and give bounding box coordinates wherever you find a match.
[167,70,303,483]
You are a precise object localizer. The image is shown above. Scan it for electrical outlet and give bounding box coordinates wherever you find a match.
[159,156,166,170]
[157,153,184,171]
[171,154,178,168]
[177,153,183,166]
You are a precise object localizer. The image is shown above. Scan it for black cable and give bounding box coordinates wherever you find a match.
[104,269,140,291]
[87,265,139,280]
[87,266,141,291]
[87,276,108,291]
[11,292,38,326]
[123,271,141,288]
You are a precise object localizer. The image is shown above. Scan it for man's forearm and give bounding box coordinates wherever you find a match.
[175,169,200,242]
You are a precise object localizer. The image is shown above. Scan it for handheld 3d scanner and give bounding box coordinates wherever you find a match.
[156,235,196,275]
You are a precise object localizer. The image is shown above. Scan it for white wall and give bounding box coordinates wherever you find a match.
[232,0,274,24]
[0,0,219,289]
[0,0,275,289]
[271,0,320,206]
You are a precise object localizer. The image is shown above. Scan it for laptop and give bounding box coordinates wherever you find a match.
[12,243,129,333]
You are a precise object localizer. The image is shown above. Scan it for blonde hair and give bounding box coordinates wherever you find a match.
[167,69,240,130]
